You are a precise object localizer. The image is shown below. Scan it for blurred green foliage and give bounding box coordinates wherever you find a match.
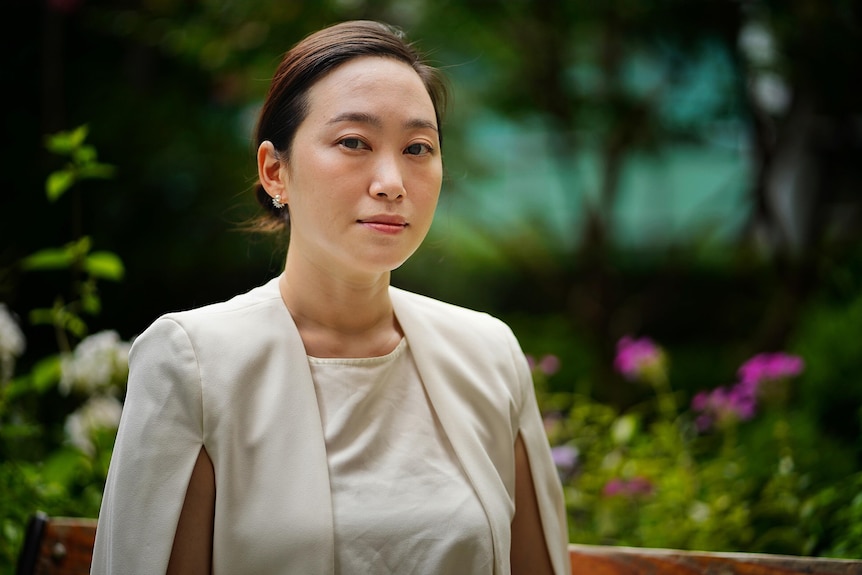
[534,334,862,558]
[1,130,126,571]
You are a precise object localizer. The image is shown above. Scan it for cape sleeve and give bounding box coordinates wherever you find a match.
[91,316,205,575]
[507,328,572,575]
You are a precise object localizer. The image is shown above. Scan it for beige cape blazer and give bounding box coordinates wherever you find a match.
[91,277,571,575]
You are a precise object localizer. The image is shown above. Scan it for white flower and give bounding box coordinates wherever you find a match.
[0,303,26,382]
[689,501,711,524]
[738,21,777,67]
[751,71,791,115]
[60,330,130,395]
[65,395,123,456]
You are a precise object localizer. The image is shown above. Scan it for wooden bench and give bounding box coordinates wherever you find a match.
[15,513,97,575]
[15,513,862,574]
[568,543,862,574]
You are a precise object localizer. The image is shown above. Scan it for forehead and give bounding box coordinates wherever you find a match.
[304,56,436,123]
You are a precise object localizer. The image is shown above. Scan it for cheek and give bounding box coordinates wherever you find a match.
[414,184,441,228]
[287,150,351,203]
[419,171,443,207]
[291,152,329,185]
[411,160,443,194]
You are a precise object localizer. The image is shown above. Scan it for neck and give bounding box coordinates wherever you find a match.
[279,252,401,357]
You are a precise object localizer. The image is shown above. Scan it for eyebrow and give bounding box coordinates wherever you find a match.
[328,112,438,132]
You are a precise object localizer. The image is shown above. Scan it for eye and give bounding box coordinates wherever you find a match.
[339,137,369,150]
[404,142,433,156]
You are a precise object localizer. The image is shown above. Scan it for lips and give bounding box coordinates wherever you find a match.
[357,214,408,226]
[357,214,408,234]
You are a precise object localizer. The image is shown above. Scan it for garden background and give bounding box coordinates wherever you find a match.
[2,0,861,570]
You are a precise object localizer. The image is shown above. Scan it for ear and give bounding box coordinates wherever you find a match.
[257,141,288,202]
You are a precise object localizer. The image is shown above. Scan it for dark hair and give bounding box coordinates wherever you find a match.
[252,20,448,229]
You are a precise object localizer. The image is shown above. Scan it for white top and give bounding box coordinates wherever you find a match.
[309,338,494,575]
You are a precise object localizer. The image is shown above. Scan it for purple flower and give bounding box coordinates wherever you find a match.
[691,390,710,412]
[543,412,564,436]
[738,352,804,386]
[690,383,757,432]
[551,445,579,472]
[528,354,561,376]
[602,478,626,497]
[626,476,655,496]
[728,386,757,420]
[614,336,666,382]
[538,354,561,376]
[602,476,655,498]
[690,352,803,432]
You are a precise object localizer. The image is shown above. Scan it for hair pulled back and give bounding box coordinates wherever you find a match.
[252,20,448,228]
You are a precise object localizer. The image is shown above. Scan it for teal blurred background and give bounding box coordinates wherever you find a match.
[2,0,862,566]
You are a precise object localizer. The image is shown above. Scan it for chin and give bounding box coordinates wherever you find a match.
[359,249,417,274]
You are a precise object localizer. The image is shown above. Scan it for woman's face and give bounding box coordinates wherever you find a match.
[277,56,442,282]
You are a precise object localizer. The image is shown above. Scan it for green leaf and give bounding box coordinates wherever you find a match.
[65,314,89,339]
[2,375,31,402]
[85,251,125,281]
[70,236,93,257]
[0,421,41,442]
[42,447,87,487]
[28,307,56,326]
[612,414,640,445]
[4,355,62,401]
[78,162,116,180]
[73,144,97,164]
[22,247,75,271]
[44,125,89,155]
[31,355,62,393]
[28,304,88,337]
[45,169,76,201]
[81,292,102,315]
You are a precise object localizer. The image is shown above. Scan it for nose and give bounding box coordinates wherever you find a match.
[368,154,405,200]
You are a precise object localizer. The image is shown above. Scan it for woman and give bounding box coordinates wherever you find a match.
[91,20,570,575]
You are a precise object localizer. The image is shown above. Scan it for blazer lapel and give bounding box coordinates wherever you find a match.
[390,287,509,575]
[258,277,336,574]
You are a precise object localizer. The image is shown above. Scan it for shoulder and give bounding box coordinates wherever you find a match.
[132,277,287,358]
[162,277,283,325]
[390,286,512,337]
[152,277,283,333]
[390,286,527,381]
